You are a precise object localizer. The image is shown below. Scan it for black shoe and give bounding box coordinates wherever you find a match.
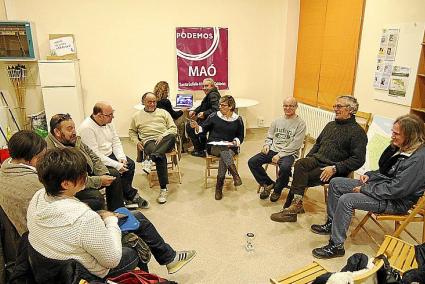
[311,219,332,235]
[191,150,206,157]
[260,183,275,199]
[270,191,281,202]
[312,240,345,259]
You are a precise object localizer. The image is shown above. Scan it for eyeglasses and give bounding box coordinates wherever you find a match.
[219,103,229,107]
[332,104,349,110]
[101,111,115,118]
[51,113,71,129]
[283,105,296,108]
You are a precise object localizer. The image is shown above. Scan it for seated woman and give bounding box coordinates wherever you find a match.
[310,114,425,259]
[190,95,244,200]
[27,148,196,280]
[154,81,189,151]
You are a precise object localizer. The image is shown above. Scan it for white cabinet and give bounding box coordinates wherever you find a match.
[39,60,85,127]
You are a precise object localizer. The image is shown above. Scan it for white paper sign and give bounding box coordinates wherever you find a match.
[49,36,76,56]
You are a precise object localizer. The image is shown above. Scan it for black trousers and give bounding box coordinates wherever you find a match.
[143,134,176,189]
[108,154,138,201]
[76,169,125,211]
[289,157,325,196]
[185,121,207,152]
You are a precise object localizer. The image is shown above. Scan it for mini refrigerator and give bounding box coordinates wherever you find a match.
[38,60,85,128]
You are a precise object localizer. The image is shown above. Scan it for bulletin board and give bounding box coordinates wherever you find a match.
[373,22,425,106]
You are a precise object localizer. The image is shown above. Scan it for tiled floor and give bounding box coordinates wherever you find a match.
[122,129,414,283]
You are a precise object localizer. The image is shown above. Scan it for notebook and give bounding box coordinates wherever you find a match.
[175,94,193,108]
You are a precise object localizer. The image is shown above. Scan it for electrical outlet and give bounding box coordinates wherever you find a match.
[257,116,265,127]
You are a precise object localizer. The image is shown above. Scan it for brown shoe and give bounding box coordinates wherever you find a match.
[282,195,305,214]
[270,211,297,222]
[215,177,224,200]
[228,164,242,186]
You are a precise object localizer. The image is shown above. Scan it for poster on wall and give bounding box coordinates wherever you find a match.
[176,27,228,90]
[373,29,399,90]
[389,66,410,97]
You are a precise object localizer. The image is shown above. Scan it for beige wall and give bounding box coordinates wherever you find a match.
[353,0,425,120]
[3,0,300,136]
[0,0,6,20]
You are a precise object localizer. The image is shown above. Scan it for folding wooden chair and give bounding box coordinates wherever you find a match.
[204,154,239,189]
[146,149,182,188]
[351,194,425,246]
[270,235,417,284]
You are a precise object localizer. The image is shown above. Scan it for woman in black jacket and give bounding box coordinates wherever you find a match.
[190,95,244,200]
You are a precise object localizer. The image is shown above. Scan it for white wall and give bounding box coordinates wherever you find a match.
[354,0,425,119]
[3,0,300,136]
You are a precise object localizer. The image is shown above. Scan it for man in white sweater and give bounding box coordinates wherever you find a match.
[78,102,149,209]
[248,97,306,202]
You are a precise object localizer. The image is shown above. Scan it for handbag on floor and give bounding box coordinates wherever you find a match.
[375,254,402,284]
[107,270,177,284]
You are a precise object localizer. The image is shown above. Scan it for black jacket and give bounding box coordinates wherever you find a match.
[157,99,183,120]
[194,88,220,119]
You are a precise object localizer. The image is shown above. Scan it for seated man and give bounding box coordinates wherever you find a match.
[186,78,221,157]
[78,102,149,209]
[270,95,367,223]
[28,148,196,280]
[248,97,306,202]
[129,92,177,204]
[46,113,124,211]
[311,114,425,259]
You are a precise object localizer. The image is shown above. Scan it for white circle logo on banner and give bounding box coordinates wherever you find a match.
[176,27,220,61]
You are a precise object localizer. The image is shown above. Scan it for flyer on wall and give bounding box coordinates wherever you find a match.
[389,66,410,97]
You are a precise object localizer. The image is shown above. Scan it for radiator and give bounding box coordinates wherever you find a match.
[297,103,335,139]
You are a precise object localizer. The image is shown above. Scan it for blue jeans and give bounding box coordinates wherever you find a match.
[132,211,176,265]
[248,151,295,194]
[327,177,398,244]
[107,247,144,277]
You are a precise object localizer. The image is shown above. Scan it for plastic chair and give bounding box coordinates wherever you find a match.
[351,194,425,246]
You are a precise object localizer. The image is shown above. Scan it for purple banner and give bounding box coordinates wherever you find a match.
[176,27,228,90]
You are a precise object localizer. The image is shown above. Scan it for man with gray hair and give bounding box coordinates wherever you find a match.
[271,95,367,223]
[248,97,306,202]
[186,78,221,157]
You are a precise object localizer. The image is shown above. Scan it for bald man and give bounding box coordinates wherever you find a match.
[129,92,177,204]
[78,102,150,209]
[248,97,306,202]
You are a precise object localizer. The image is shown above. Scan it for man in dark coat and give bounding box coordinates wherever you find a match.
[186,78,221,157]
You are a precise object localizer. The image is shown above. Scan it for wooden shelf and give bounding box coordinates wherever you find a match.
[411,108,425,114]
[418,74,425,78]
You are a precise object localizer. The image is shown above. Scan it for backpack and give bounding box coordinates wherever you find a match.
[107,270,177,284]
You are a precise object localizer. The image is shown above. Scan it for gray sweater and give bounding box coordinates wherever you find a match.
[0,159,43,235]
[264,115,306,158]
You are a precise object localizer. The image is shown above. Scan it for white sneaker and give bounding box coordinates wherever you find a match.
[157,189,167,204]
[166,250,196,274]
[142,159,152,174]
